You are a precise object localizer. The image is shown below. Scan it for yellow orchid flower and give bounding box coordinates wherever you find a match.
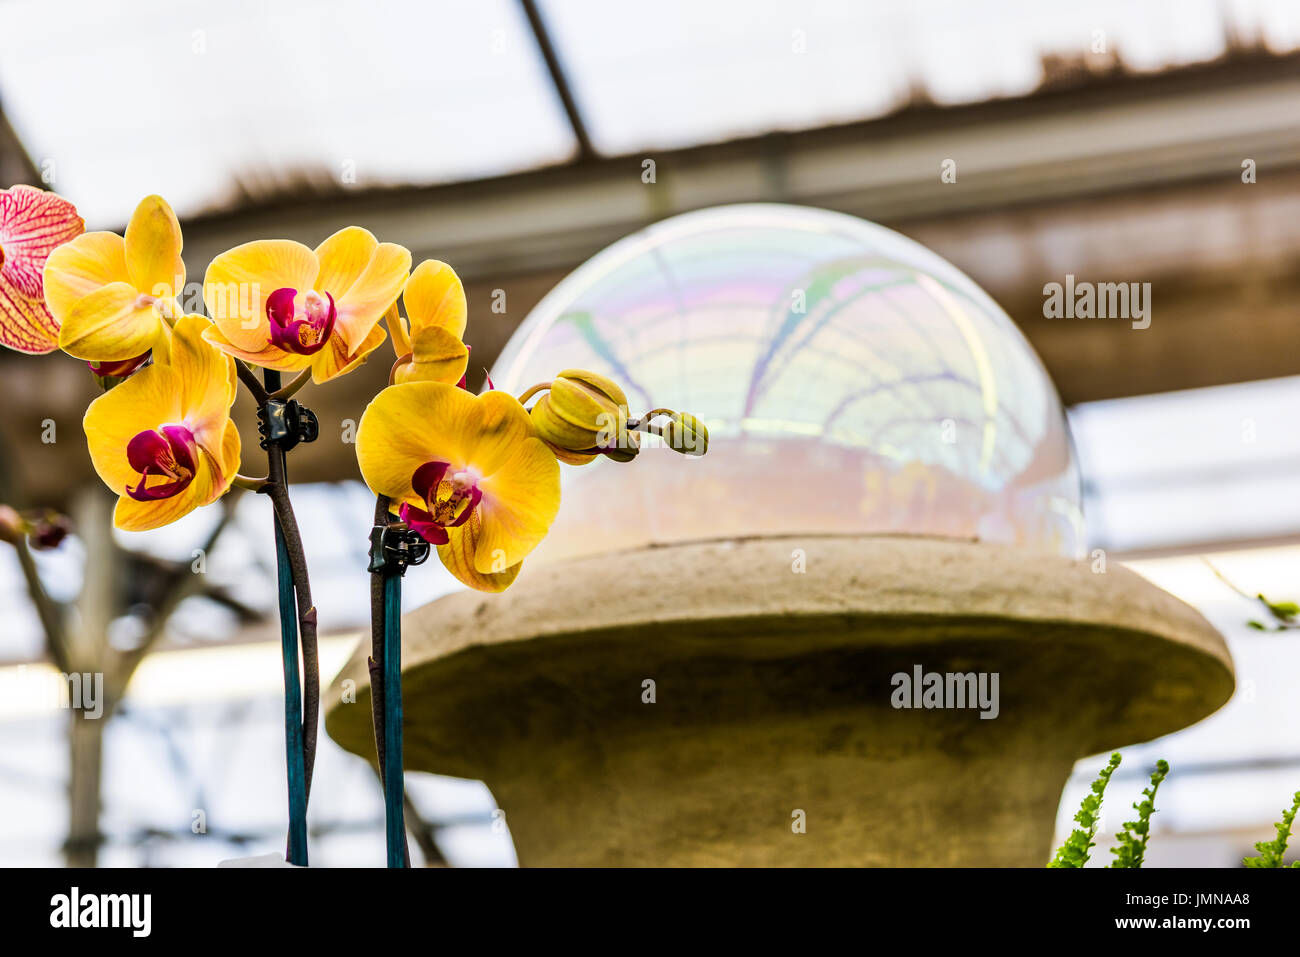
[83,314,240,531]
[202,226,411,384]
[356,381,560,592]
[44,194,183,364]
[0,185,84,354]
[390,259,470,386]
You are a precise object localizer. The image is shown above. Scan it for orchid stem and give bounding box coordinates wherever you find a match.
[232,473,269,492]
[266,470,319,801]
[515,381,551,405]
[270,369,312,401]
[369,494,411,867]
[382,569,405,867]
[236,362,269,404]
[272,497,308,866]
[259,367,319,866]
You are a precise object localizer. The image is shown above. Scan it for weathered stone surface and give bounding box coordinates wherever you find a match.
[324,536,1233,866]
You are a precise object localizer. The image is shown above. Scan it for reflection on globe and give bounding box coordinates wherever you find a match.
[492,203,1084,564]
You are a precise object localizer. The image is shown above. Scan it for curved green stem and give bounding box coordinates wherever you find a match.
[255,367,319,866]
[270,369,312,401]
[515,381,551,405]
[235,361,269,404]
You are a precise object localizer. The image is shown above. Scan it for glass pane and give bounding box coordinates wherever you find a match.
[0,0,577,225]
[538,0,1300,154]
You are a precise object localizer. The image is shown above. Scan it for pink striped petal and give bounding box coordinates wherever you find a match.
[0,185,84,353]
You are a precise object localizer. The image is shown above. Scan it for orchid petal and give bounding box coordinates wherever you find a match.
[437,513,523,593]
[410,461,451,503]
[0,185,84,298]
[398,502,451,546]
[124,195,184,301]
[332,241,410,354]
[474,438,560,571]
[83,364,185,492]
[314,226,377,305]
[309,321,387,384]
[201,321,311,374]
[402,259,467,340]
[384,301,410,357]
[357,383,542,506]
[217,419,241,492]
[0,285,58,354]
[167,315,237,450]
[57,281,165,361]
[393,325,468,385]
[356,382,468,506]
[42,231,129,327]
[0,186,83,352]
[114,447,221,531]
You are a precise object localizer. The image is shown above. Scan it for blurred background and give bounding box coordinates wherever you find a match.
[1,0,1299,866]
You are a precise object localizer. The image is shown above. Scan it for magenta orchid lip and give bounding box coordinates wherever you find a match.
[266,286,336,356]
[124,424,198,501]
[398,459,483,546]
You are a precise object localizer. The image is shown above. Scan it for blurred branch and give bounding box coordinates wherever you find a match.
[1203,558,1298,631]
[403,790,447,867]
[199,588,263,624]
[0,430,70,670]
[367,760,447,867]
[12,537,70,672]
[116,493,241,678]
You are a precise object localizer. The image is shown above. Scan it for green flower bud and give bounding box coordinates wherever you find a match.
[661,412,708,456]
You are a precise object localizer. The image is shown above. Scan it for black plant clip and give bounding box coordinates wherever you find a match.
[368,524,431,576]
[258,397,319,452]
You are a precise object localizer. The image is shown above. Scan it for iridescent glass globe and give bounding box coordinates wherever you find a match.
[491,204,1083,563]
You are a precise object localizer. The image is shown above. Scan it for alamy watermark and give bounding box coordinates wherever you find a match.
[890,665,999,719]
[1043,274,1151,330]
[1,666,103,718]
[50,887,150,937]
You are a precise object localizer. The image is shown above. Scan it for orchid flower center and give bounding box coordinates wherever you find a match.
[398,460,484,546]
[133,292,177,321]
[266,287,336,356]
[125,425,198,502]
[0,243,6,269]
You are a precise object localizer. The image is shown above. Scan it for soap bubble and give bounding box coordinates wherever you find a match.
[492,204,1083,563]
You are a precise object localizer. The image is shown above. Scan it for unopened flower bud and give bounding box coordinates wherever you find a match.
[0,505,24,545]
[529,369,636,460]
[28,513,71,550]
[89,350,152,391]
[661,412,708,456]
[89,351,151,379]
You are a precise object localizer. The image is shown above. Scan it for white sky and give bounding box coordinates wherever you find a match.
[0,0,577,225]
[2,0,1299,225]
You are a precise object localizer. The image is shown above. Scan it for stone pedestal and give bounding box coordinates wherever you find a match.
[324,536,1234,866]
